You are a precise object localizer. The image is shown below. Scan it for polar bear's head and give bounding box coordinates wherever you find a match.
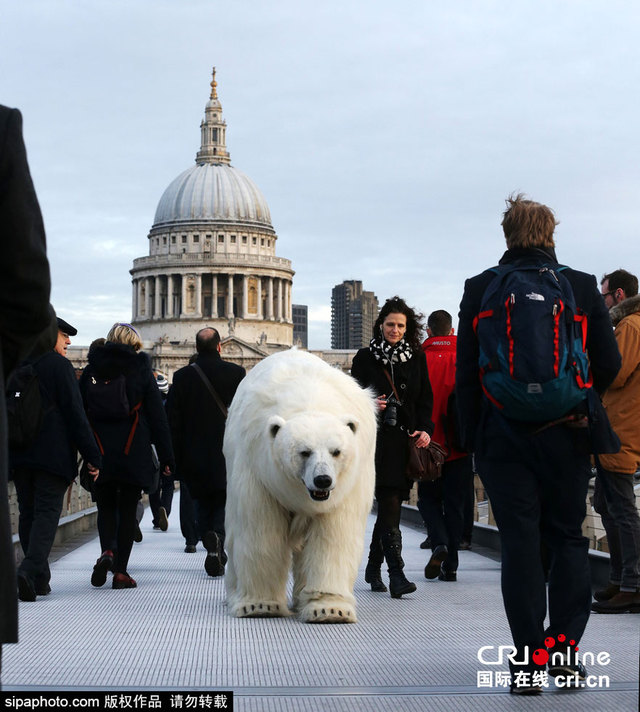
[267,412,360,506]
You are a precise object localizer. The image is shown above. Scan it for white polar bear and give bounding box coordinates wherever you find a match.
[224,349,376,623]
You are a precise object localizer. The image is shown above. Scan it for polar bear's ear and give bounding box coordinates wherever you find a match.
[268,415,286,439]
[342,416,359,434]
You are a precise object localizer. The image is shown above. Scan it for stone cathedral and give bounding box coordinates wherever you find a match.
[130,69,294,377]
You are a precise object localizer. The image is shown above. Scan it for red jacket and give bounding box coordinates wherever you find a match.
[422,334,466,461]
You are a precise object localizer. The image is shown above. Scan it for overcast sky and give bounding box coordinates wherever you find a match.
[3,1,639,349]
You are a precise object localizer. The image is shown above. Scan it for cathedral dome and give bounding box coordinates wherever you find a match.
[153,163,272,229]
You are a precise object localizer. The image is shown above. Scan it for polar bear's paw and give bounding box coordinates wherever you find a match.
[298,599,357,624]
[231,599,291,618]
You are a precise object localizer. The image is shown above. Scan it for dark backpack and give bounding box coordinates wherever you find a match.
[6,360,45,449]
[475,263,591,422]
[86,373,130,421]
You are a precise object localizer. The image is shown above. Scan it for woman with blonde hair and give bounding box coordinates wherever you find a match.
[80,323,174,589]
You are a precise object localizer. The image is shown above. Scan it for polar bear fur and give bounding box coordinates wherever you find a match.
[224,349,376,623]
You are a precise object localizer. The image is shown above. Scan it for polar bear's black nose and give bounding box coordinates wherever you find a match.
[313,475,332,489]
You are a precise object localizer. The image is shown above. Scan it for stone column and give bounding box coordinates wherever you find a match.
[242,274,248,317]
[146,277,154,319]
[166,274,174,318]
[267,277,274,320]
[257,277,263,319]
[212,274,218,317]
[181,274,188,318]
[132,280,137,319]
[277,278,283,321]
[227,274,234,318]
[137,279,144,318]
[154,276,162,318]
[286,280,292,322]
[195,274,202,317]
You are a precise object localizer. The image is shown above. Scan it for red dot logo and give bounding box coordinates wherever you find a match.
[545,636,555,648]
[569,639,575,646]
[532,649,549,666]
[557,634,566,642]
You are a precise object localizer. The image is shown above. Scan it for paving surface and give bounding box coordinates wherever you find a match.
[3,493,638,711]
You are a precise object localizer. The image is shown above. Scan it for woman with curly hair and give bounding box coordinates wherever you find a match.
[351,297,434,598]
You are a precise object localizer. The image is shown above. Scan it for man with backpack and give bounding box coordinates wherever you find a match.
[456,194,621,694]
[9,316,101,602]
[591,269,640,613]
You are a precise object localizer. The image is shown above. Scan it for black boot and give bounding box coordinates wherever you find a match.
[364,523,388,592]
[382,528,416,598]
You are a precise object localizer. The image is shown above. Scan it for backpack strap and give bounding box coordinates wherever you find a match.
[190,363,228,419]
[124,402,142,455]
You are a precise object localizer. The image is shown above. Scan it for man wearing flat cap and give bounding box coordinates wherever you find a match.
[10,313,101,601]
[54,317,77,358]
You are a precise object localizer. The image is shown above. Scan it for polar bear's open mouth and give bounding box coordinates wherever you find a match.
[309,489,331,502]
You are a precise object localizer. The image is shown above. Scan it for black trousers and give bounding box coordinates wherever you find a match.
[417,455,472,571]
[12,467,68,588]
[475,418,592,673]
[93,480,141,574]
[195,489,226,547]
[149,476,174,526]
[179,480,199,547]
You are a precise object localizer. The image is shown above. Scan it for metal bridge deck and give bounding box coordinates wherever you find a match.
[3,495,638,711]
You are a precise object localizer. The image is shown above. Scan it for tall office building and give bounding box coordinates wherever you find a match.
[292,304,308,348]
[331,280,378,349]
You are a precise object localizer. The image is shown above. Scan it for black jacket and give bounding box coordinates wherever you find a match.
[456,247,622,453]
[79,342,174,491]
[351,347,434,489]
[167,351,245,498]
[10,351,102,482]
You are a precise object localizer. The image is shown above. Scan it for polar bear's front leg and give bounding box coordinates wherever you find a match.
[225,481,293,618]
[293,507,365,624]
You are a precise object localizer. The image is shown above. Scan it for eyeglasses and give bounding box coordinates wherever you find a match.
[602,291,615,298]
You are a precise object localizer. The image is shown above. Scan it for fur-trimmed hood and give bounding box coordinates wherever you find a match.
[609,293,640,327]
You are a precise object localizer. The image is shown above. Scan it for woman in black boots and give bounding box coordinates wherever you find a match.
[351,297,434,598]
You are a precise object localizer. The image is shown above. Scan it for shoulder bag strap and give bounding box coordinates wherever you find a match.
[190,363,228,419]
[382,368,400,400]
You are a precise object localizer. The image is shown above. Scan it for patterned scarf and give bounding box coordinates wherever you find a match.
[369,335,414,366]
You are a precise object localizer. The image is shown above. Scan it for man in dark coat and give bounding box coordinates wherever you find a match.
[0,105,56,677]
[167,328,245,577]
[456,194,621,694]
[10,317,101,602]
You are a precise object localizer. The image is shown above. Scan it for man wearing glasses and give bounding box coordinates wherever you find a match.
[592,269,640,613]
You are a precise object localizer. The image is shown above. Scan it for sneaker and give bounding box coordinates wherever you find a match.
[591,590,640,614]
[158,506,169,532]
[91,550,114,588]
[424,544,448,579]
[184,544,197,553]
[458,539,472,551]
[438,564,457,582]
[203,531,224,577]
[112,572,137,589]
[17,572,37,602]
[419,536,431,550]
[133,523,143,543]
[593,582,620,602]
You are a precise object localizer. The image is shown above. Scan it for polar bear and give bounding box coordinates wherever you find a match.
[223,349,376,623]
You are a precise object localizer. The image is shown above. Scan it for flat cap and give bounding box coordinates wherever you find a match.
[56,317,77,336]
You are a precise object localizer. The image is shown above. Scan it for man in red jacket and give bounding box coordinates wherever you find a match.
[419,310,474,582]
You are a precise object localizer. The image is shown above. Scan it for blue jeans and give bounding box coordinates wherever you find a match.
[594,464,640,591]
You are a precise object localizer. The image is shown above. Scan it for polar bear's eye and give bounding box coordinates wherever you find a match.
[300,450,312,458]
[331,449,341,458]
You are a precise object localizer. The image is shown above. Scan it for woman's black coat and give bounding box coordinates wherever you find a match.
[351,347,434,490]
[79,342,174,491]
